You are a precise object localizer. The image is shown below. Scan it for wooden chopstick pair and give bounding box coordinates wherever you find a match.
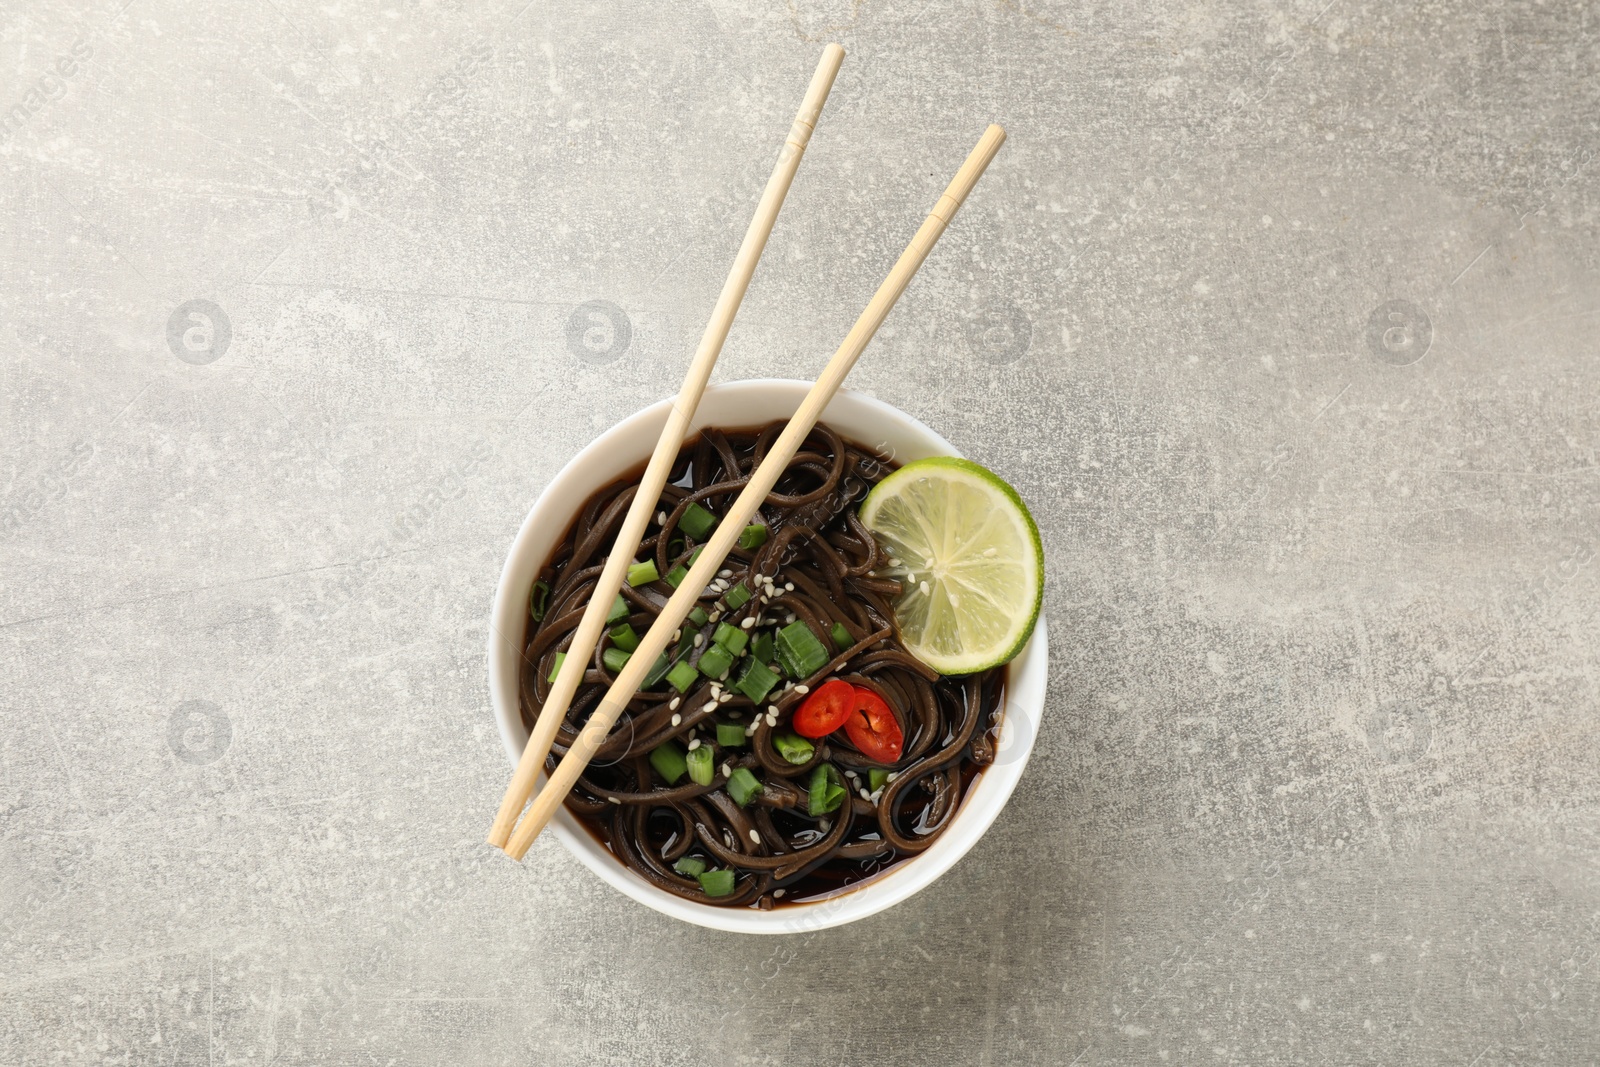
[490,44,1006,860]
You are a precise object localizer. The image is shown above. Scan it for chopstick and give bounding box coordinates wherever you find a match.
[501,124,1007,861]
[486,44,846,850]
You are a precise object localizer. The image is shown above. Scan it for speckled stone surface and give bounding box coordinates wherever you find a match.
[4,1,1598,1063]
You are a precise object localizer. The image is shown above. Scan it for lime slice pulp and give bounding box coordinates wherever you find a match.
[858,456,1043,675]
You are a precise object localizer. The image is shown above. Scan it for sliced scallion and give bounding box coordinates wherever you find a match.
[773,732,814,765]
[673,855,707,878]
[808,763,846,816]
[665,564,689,588]
[697,643,734,680]
[528,580,550,622]
[608,623,639,652]
[726,767,761,807]
[649,741,688,785]
[712,621,748,655]
[680,502,719,540]
[775,621,828,679]
[868,768,890,792]
[724,581,751,610]
[601,647,631,673]
[685,744,714,786]
[737,524,768,550]
[641,651,673,688]
[666,659,699,693]
[830,621,853,650]
[698,868,736,897]
[626,559,659,586]
[545,651,566,685]
[605,595,630,625]
[732,657,779,704]
[716,721,747,747]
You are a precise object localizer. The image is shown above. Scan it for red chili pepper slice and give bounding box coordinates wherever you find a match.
[791,679,855,738]
[845,685,903,763]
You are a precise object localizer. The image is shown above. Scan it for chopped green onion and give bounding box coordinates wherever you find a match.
[738,524,769,550]
[667,535,685,560]
[676,628,696,656]
[773,732,814,765]
[712,622,748,655]
[830,622,853,650]
[649,741,688,785]
[697,643,734,680]
[724,581,751,610]
[685,744,714,786]
[688,545,705,567]
[529,580,550,621]
[868,768,890,792]
[775,621,829,680]
[626,559,659,586]
[732,657,779,704]
[680,502,719,540]
[751,632,776,668]
[698,868,736,897]
[606,594,630,625]
[601,647,631,673]
[673,855,707,877]
[726,767,762,807]
[686,606,709,628]
[545,651,566,684]
[665,564,689,588]
[642,651,672,688]
[607,623,639,652]
[808,763,847,816]
[666,660,699,693]
[716,722,747,747]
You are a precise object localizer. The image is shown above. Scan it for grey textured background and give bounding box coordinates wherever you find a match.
[3,0,1598,1063]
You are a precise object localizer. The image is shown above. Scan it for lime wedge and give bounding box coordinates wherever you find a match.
[858,457,1043,675]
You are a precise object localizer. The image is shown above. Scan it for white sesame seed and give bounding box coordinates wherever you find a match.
[748,829,760,845]
[886,772,899,783]
[723,831,734,848]
[785,613,796,623]
[656,511,666,525]
[773,889,785,898]
[845,770,859,780]
[818,820,830,832]
[794,684,809,695]
[859,788,872,800]
[672,629,682,641]
[710,681,722,693]
[767,705,779,715]
[668,697,681,710]
[740,617,755,629]
[607,796,621,805]
[670,713,682,727]
[719,692,732,704]
[687,738,701,751]
[721,762,732,777]
[766,713,778,727]
[708,609,722,622]
[718,569,733,579]
[870,789,884,802]
[701,700,717,713]
[745,722,758,736]
[784,583,794,592]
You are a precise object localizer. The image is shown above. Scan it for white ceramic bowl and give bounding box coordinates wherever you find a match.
[488,379,1047,934]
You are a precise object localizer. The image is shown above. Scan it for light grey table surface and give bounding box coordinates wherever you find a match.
[4,1,1598,1064]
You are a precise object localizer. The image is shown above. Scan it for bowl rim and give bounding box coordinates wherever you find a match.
[487,379,1047,933]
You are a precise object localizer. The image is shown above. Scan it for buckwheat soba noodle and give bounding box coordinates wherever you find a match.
[520,422,1006,908]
